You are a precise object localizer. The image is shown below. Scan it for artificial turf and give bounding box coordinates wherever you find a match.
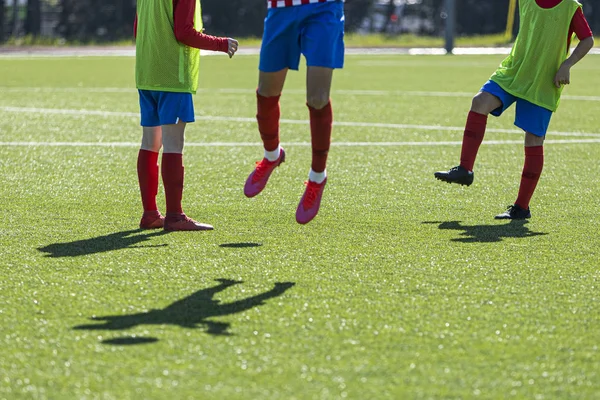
[1,53,599,399]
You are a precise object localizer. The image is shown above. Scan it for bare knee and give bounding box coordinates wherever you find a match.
[258,83,282,98]
[471,92,501,115]
[258,69,287,97]
[141,127,162,152]
[306,66,333,109]
[162,123,186,154]
[307,93,330,110]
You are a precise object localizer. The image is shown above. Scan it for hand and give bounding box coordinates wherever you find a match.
[227,38,239,58]
[554,62,571,88]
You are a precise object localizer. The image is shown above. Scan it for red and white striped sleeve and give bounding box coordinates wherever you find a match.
[267,0,344,10]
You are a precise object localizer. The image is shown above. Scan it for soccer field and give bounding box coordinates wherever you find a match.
[1,53,599,399]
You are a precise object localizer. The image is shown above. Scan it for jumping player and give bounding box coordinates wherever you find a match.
[243,0,345,224]
[135,0,238,231]
[434,0,594,219]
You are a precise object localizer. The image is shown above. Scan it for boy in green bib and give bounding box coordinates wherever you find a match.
[134,0,238,231]
[435,0,594,219]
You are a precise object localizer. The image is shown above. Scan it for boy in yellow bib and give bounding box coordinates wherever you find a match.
[135,0,238,231]
[435,0,594,219]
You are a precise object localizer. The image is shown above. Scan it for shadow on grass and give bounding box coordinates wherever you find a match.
[73,279,295,344]
[219,243,262,248]
[102,337,159,345]
[423,220,548,243]
[38,229,169,257]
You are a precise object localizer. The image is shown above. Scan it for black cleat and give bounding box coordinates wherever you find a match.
[434,166,474,186]
[494,204,531,220]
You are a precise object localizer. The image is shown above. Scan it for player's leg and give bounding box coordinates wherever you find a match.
[495,101,550,220]
[244,7,300,198]
[244,72,290,199]
[306,65,334,182]
[295,2,345,224]
[257,68,287,162]
[461,91,503,171]
[138,90,165,229]
[157,92,213,231]
[435,81,512,186]
[161,121,185,221]
[295,66,334,224]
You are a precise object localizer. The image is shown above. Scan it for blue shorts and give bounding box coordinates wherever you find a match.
[138,90,195,127]
[259,2,345,72]
[481,80,553,137]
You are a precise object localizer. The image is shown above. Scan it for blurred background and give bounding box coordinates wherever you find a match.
[0,0,599,45]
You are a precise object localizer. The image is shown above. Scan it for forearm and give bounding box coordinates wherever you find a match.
[565,36,595,67]
[175,30,229,52]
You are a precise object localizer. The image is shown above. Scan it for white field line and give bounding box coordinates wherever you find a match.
[2,139,600,148]
[1,86,599,102]
[1,47,599,58]
[2,105,600,138]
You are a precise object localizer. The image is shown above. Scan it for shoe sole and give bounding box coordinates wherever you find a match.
[164,225,214,231]
[140,224,164,230]
[296,214,319,225]
[434,175,473,187]
[494,214,531,220]
[164,224,215,232]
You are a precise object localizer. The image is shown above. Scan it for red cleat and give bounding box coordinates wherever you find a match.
[139,211,165,230]
[295,178,327,225]
[244,148,286,198]
[164,213,214,231]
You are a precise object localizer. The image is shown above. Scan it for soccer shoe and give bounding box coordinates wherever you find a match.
[164,213,214,231]
[244,148,286,198]
[296,178,327,225]
[139,211,165,230]
[494,204,532,220]
[434,166,474,186]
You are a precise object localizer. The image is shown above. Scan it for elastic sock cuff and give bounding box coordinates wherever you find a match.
[525,146,544,156]
[256,91,281,104]
[307,101,332,115]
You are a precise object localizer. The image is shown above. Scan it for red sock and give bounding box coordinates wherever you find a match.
[515,146,544,210]
[137,149,159,213]
[161,153,184,215]
[460,111,488,171]
[308,101,333,173]
[257,92,280,152]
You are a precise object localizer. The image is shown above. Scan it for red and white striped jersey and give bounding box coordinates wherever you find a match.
[267,0,344,9]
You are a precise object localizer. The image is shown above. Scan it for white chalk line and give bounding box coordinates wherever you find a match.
[1,86,599,102]
[1,139,600,148]
[1,47,599,58]
[1,105,600,138]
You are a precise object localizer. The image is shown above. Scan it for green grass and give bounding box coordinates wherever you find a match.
[1,53,600,399]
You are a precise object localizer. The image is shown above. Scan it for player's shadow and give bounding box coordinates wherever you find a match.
[423,220,548,243]
[73,279,295,343]
[38,229,169,257]
[219,243,262,248]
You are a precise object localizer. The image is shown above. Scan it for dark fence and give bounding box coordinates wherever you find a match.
[1,0,599,44]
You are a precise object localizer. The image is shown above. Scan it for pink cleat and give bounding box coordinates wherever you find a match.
[164,213,214,231]
[139,211,165,230]
[244,148,286,198]
[295,178,327,225]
